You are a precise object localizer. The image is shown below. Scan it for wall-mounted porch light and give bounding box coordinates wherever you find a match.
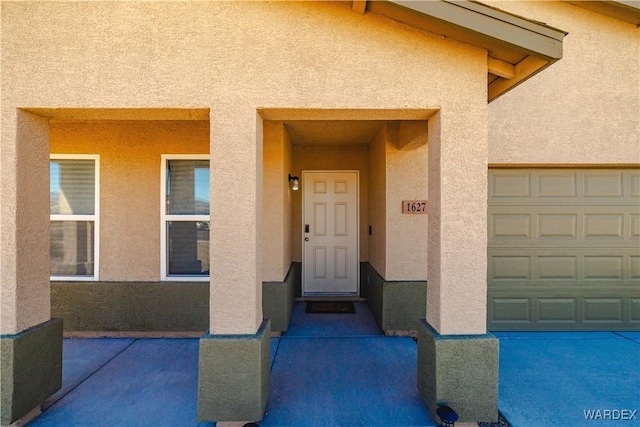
[288,174,299,191]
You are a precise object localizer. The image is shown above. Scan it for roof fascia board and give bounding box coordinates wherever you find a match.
[386,0,566,60]
[563,1,640,26]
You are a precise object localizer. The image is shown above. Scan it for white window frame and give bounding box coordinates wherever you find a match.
[160,154,210,282]
[50,154,100,281]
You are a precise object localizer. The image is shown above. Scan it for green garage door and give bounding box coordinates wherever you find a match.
[488,169,640,331]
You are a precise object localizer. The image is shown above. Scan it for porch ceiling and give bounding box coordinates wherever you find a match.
[22,108,210,122]
[284,120,387,146]
[261,108,437,148]
[351,0,568,102]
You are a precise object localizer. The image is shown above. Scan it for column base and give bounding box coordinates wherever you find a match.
[262,263,298,332]
[197,320,271,422]
[0,319,63,425]
[417,319,498,423]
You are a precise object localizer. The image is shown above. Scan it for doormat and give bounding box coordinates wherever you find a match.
[305,301,356,314]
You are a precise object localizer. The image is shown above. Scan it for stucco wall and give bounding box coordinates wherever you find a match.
[262,121,294,282]
[484,1,640,164]
[367,124,429,281]
[50,121,210,282]
[368,128,387,278]
[385,126,429,281]
[1,0,487,333]
[0,112,51,334]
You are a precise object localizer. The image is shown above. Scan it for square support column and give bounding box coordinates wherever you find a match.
[197,320,271,422]
[1,320,63,425]
[417,320,498,423]
[198,106,269,421]
[1,110,62,424]
[419,109,498,423]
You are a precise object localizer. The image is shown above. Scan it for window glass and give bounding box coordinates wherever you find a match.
[162,157,210,280]
[50,156,98,280]
[50,220,95,276]
[50,159,96,215]
[167,221,210,275]
[166,160,209,215]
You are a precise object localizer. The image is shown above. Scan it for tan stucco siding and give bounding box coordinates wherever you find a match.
[385,131,429,281]
[484,1,640,164]
[367,124,429,281]
[368,128,387,278]
[1,1,485,111]
[262,121,294,282]
[0,112,51,334]
[50,121,210,282]
[2,0,488,333]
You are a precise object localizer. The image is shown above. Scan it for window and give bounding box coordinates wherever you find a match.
[161,155,210,281]
[50,155,99,280]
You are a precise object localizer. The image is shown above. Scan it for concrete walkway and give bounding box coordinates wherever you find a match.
[27,303,639,427]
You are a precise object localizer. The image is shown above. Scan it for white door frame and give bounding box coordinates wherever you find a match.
[302,170,360,296]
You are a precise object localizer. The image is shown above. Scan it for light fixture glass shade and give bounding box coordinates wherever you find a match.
[292,178,299,191]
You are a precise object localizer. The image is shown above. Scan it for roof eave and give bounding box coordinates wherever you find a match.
[563,1,640,27]
[358,0,568,102]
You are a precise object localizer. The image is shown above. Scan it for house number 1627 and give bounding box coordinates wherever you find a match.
[402,200,428,214]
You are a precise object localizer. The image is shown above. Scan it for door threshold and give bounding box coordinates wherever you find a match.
[297,296,366,302]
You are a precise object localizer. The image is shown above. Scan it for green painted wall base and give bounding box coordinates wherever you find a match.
[263,263,299,332]
[417,319,498,423]
[51,282,208,331]
[197,320,271,422]
[0,319,63,425]
[361,263,426,333]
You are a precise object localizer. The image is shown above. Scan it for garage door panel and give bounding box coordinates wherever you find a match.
[490,172,531,198]
[489,206,639,247]
[490,249,637,285]
[489,168,639,331]
[631,256,640,280]
[584,214,624,239]
[631,299,640,323]
[631,214,640,239]
[583,299,623,323]
[538,214,577,239]
[537,172,578,197]
[630,173,640,197]
[489,254,532,282]
[489,170,640,206]
[489,290,640,330]
[537,256,578,281]
[583,256,624,281]
[583,172,624,197]
[537,298,577,323]
[491,298,531,323]
[490,213,532,240]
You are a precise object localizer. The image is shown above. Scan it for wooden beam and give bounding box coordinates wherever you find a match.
[488,56,550,102]
[352,0,367,15]
[488,57,515,79]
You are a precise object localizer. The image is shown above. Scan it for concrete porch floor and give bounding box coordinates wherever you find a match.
[26,302,640,427]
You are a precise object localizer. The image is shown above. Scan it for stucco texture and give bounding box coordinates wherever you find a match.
[484,1,640,165]
[2,1,487,334]
[50,121,210,282]
[367,124,429,281]
[262,122,293,282]
[1,112,51,334]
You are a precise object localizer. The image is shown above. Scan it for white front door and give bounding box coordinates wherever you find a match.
[302,171,359,295]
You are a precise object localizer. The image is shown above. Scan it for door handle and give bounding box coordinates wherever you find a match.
[305,237,309,242]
